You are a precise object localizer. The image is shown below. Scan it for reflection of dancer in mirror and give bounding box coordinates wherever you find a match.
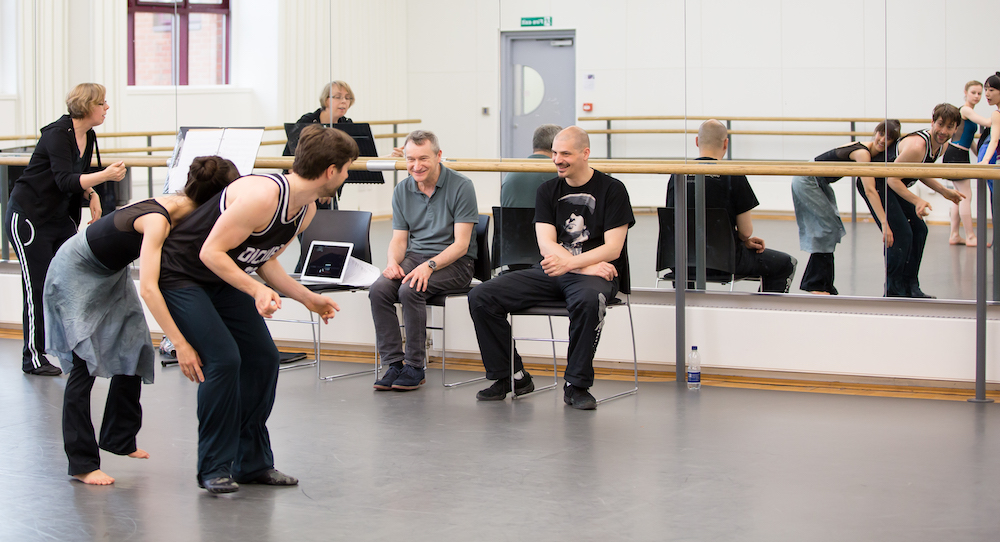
[46,156,238,485]
[794,120,900,294]
[947,81,993,246]
[880,104,964,298]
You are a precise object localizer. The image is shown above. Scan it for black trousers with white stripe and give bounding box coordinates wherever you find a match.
[4,200,77,371]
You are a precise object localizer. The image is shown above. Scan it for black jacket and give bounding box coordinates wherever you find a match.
[10,115,99,226]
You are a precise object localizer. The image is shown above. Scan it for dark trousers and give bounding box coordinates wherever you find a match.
[161,284,279,482]
[799,253,836,294]
[857,180,926,296]
[4,200,77,370]
[63,354,142,476]
[734,245,797,293]
[468,267,618,389]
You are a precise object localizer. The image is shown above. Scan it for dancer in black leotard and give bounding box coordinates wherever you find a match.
[45,156,237,485]
[158,125,358,494]
[792,120,899,294]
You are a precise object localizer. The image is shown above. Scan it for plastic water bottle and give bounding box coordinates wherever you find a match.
[687,346,701,390]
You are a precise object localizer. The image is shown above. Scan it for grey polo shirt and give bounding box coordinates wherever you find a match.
[392,165,479,258]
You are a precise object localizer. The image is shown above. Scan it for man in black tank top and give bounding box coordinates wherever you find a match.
[159,125,358,493]
[880,104,964,298]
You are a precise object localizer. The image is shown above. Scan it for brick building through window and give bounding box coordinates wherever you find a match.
[128,0,230,86]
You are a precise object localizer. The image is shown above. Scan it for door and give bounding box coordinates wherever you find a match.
[501,31,576,159]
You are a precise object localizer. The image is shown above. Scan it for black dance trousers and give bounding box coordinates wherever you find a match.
[4,200,76,370]
[856,180,926,296]
[161,284,279,482]
[468,267,618,389]
[63,354,142,475]
[799,253,836,293]
[734,245,797,293]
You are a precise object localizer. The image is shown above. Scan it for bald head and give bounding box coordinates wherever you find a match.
[553,126,591,152]
[696,119,729,159]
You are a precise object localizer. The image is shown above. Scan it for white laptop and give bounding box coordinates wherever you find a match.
[299,240,381,287]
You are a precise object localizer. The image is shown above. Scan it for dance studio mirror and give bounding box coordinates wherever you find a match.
[497,0,997,302]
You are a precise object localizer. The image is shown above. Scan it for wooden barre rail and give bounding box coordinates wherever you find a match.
[0,119,421,143]
[580,115,931,123]
[2,156,997,180]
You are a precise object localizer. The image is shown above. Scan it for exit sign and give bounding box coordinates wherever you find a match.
[520,17,552,27]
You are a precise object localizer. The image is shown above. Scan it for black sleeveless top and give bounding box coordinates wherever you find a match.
[85,199,170,271]
[159,174,308,290]
[888,130,941,187]
[815,141,870,183]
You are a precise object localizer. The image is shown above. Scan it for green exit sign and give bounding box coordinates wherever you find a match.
[520,17,552,27]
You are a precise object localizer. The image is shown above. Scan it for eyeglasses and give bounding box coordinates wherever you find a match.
[96,101,109,106]
[327,95,351,102]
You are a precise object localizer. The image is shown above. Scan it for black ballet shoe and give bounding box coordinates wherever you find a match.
[198,475,240,494]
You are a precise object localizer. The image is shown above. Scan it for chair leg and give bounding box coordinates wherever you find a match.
[318,310,383,381]
[594,297,639,405]
[440,301,486,388]
[278,312,320,373]
[511,314,559,401]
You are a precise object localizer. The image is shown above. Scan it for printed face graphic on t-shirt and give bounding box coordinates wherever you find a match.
[557,193,596,255]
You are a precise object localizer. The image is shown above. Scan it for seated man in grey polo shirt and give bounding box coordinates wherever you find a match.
[500,123,561,208]
[369,130,479,391]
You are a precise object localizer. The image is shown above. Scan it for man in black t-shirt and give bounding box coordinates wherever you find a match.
[666,120,796,292]
[468,127,634,410]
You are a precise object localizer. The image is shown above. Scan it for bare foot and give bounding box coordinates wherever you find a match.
[809,291,832,295]
[128,448,150,459]
[966,237,978,247]
[949,235,966,245]
[73,470,115,485]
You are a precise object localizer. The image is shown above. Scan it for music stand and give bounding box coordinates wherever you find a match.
[283,122,384,184]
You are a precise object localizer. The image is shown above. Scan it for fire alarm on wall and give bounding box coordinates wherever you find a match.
[582,103,593,112]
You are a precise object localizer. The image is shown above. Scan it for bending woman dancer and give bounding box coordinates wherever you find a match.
[947,80,993,246]
[45,156,238,485]
[5,83,126,376]
[792,120,900,294]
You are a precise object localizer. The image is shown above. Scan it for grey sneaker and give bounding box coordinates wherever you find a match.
[374,363,404,391]
[563,383,597,410]
[391,364,426,391]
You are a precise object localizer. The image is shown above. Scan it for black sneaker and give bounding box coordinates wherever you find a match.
[391,364,426,391]
[23,362,62,376]
[564,383,597,410]
[374,363,403,391]
[476,372,535,401]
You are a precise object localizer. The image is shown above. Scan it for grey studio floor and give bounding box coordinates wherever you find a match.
[3,217,1000,541]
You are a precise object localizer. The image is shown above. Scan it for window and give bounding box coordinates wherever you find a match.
[127,0,230,86]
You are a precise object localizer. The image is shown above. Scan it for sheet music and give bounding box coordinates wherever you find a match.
[163,127,264,193]
[216,128,265,176]
[342,257,382,287]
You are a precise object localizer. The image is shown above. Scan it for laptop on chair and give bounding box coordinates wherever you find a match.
[298,240,381,289]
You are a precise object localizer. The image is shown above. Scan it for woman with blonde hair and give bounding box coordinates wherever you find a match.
[4,83,126,376]
[946,80,992,246]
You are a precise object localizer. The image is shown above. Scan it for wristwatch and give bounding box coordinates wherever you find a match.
[427,259,437,271]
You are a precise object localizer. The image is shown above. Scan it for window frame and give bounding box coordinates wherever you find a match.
[127,0,231,86]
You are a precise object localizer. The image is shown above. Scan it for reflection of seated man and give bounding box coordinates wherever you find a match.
[369,130,479,391]
[666,119,797,292]
[501,123,562,207]
[468,126,634,410]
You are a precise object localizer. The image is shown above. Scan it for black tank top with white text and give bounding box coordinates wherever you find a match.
[888,130,941,187]
[158,174,307,290]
